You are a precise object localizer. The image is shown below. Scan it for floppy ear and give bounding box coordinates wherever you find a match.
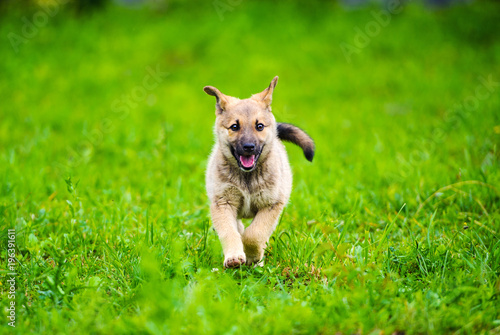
[252,76,279,108]
[204,86,229,114]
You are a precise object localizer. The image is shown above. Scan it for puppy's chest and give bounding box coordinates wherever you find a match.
[238,189,274,219]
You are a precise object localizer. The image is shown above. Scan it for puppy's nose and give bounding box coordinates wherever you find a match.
[243,143,255,153]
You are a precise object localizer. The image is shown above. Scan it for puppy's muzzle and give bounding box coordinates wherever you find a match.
[230,143,262,172]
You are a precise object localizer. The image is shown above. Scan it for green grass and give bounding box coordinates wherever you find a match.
[1,1,500,334]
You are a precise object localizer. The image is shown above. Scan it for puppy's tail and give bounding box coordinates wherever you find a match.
[277,123,315,162]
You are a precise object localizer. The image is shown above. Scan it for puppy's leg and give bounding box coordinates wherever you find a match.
[236,219,244,235]
[211,203,246,268]
[242,203,285,265]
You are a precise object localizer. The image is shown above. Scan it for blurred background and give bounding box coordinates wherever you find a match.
[1,0,500,333]
[1,0,499,215]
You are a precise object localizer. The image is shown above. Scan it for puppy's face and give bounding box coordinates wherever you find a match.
[216,99,276,171]
[205,77,279,172]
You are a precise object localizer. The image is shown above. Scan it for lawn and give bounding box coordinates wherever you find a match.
[0,0,499,334]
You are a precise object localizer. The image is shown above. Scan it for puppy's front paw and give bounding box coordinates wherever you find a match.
[245,254,264,266]
[224,254,246,268]
[242,228,266,265]
[242,236,265,265]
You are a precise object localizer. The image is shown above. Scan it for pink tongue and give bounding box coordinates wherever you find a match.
[240,155,255,168]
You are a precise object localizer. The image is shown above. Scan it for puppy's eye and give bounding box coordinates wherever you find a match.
[230,124,239,131]
[256,123,264,131]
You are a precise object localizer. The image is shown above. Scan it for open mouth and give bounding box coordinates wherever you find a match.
[239,155,256,170]
[230,147,261,172]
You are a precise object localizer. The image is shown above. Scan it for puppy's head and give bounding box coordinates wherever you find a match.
[204,76,279,172]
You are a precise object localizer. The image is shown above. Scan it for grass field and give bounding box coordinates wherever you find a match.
[1,0,500,333]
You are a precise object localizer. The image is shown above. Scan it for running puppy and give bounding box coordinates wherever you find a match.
[204,76,314,268]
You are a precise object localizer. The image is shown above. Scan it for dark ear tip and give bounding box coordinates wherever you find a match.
[204,86,216,96]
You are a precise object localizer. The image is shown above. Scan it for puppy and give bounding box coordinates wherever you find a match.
[204,76,314,268]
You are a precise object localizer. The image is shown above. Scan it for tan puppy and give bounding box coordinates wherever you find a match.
[204,76,315,268]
